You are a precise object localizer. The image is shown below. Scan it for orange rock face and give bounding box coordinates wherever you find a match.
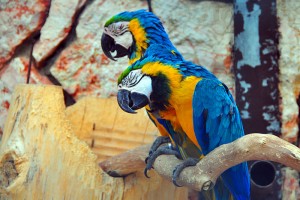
[0,57,52,132]
[0,0,50,67]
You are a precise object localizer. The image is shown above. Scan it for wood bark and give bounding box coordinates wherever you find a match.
[0,84,187,200]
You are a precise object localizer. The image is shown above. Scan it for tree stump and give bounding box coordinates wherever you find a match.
[0,84,188,200]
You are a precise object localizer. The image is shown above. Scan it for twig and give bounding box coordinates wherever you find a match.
[147,0,152,12]
[26,34,39,84]
[99,133,300,191]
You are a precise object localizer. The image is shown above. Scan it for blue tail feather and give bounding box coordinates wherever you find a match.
[221,162,250,200]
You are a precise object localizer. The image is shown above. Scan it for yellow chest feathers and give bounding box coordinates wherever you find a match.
[141,63,202,147]
[160,76,202,148]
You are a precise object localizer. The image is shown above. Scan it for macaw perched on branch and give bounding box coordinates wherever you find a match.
[101,10,250,200]
[101,9,191,160]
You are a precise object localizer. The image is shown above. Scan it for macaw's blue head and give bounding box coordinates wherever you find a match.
[101,9,176,64]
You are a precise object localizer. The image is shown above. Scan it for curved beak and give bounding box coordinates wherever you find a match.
[101,33,116,61]
[117,89,149,114]
[101,33,130,61]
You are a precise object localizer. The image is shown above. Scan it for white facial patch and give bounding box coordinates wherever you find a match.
[118,69,152,101]
[114,31,133,50]
[104,22,132,49]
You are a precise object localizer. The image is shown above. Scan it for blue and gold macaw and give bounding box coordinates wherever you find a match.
[101,10,250,200]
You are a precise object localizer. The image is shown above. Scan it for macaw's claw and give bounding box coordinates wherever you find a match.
[148,136,171,158]
[145,136,171,164]
[144,145,180,178]
[144,168,150,178]
[172,158,199,187]
[145,156,150,165]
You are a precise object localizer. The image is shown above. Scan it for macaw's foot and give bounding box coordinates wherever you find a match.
[145,136,171,164]
[144,145,180,178]
[149,136,171,155]
[172,158,199,187]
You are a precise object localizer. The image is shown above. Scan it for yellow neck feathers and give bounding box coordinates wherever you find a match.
[128,19,148,64]
[141,62,182,97]
[141,62,201,106]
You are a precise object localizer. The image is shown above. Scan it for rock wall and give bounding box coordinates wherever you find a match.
[0,0,299,144]
[277,0,300,143]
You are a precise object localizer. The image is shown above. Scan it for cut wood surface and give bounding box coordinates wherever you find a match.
[65,97,159,162]
[0,84,188,200]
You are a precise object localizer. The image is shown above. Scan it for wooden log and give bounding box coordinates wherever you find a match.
[0,84,123,199]
[0,84,187,200]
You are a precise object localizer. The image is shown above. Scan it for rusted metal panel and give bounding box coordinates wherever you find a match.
[233,1,282,199]
[233,0,280,136]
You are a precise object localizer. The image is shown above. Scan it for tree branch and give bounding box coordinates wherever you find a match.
[99,133,300,191]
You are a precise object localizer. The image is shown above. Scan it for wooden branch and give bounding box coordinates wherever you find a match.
[100,144,151,176]
[99,133,300,191]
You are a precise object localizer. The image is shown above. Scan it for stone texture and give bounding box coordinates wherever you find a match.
[33,0,87,64]
[281,167,300,200]
[50,0,148,100]
[277,0,300,143]
[50,0,235,100]
[0,0,50,67]
[0,57,52,133]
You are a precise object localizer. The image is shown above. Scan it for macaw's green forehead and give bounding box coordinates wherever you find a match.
[117,63,143,84]
[104,10,144,27]
[105,15,130,27]
[104,9,155,27]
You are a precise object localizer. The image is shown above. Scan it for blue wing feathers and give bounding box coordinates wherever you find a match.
[193,79,250,200]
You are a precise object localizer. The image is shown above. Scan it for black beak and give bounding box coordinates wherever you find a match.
[101,33,130,61]
[117,90,149,114]
[101,33,116,61]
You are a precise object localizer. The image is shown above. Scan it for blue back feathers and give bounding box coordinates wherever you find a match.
[123,44,217,80]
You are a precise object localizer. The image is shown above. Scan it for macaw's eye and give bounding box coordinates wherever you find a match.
[119,70,145,88]
[113,22,128,34]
